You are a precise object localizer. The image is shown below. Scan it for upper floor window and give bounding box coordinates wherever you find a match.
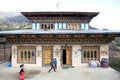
[41,23,54,30]
[36,23,40,29]
[81,23,85,29]
[55,23,58,29]
[85,23,89,30]
[32,23,36,29]
[63,23,67,29]
[54,22,67,30]
[59,23,62,29]
[32,23,40,29]
[80,23,89,30]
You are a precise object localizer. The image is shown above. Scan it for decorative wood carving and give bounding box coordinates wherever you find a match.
[3,34,119,44]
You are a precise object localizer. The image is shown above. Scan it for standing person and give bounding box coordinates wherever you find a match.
[54,58,57,69]
[19,69,25,80]
[20,64,24,72]
[48,59,56,72]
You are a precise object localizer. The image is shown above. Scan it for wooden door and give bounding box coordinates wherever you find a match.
[42,46,52,66]
[66,49,71,65]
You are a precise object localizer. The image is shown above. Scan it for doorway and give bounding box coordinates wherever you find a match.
[62,49,66,64]
[62,48,71,66]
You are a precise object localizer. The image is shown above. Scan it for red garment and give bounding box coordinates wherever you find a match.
[19,72,25,80]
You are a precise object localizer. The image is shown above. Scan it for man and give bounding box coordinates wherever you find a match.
[48,59,56,72]
[54,58,57,69]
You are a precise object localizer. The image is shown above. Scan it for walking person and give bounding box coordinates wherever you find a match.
[48,59,56,72]
[54,58,57,69]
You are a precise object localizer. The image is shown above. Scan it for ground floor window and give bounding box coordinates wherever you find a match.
[82,45,99,63]
[17,46,36,63]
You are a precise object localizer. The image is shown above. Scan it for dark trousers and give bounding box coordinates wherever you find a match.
[48,66,56,72]
[55,64,57,69]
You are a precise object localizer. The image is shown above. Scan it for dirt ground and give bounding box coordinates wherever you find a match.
[0,62,120,80]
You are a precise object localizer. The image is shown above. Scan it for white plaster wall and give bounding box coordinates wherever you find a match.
[35,45,42,67]
[100,44,109,61]
[11,45,17,66]
[53,45,61,68]
[72,45,81,66]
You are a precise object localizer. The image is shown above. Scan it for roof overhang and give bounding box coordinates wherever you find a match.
[21,11,99,19]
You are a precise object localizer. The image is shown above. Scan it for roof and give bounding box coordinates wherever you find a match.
[0,29,120,35]
[21,11,99,18]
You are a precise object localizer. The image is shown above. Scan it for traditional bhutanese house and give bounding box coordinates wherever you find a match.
[0,12,120,67]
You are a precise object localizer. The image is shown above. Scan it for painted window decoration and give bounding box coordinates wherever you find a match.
[82,46,99,63]
[41,23,54,30]
[74,49,81,56]
[18,46,36,64]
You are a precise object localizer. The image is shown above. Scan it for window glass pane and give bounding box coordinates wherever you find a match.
[85,23,89,30]
[32,23,36,29]
[84,51,86,58]
[28,51,31,58]
[32,51,35,59]
[59,23,62,29]
[94,51,97,58]
[21,51,23,58]
[37,23,40,29]
[51,24,53,29]
[25,51,27,58]
[91,51,93,58]
[87,51,90,58]
[63,23,67,29]
[81,23,85,29]
[54,23,58,29]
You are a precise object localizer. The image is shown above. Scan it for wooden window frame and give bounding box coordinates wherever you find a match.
[17,46,36,64]
[82,46,99,63]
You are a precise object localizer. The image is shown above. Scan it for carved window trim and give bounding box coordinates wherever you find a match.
[82,45,99,63]
[17,46,36,64]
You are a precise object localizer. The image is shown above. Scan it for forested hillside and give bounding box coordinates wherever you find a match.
[0,12,31,30]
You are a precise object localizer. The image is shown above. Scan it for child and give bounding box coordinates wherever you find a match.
[20,64,24,70]
[19,69,25,80]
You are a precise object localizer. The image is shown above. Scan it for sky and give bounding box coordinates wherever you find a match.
[0,0,120,30]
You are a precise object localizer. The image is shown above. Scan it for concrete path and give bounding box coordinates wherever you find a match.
[0,62,120,80]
